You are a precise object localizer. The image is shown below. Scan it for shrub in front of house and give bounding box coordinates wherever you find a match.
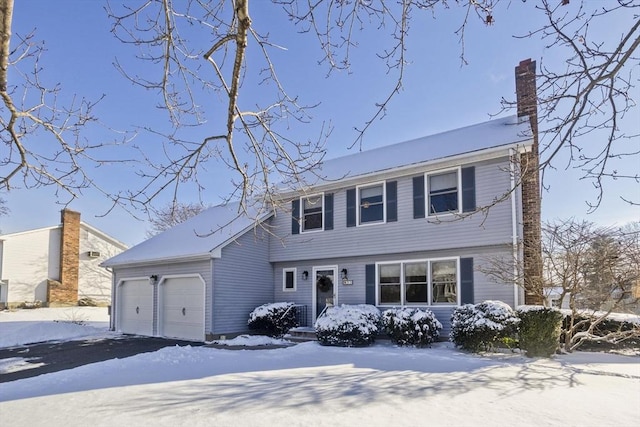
[560,310,640,351]
[18,300,42,309]
[248,302,298,337]
[315,304,381,347]
[517,306,563,357]
[450,301,520,352]
[382,307,442,347]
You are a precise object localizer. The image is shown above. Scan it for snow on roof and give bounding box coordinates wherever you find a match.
[104,115,532,267]
[301,115,533,186]
[101,202,272,267]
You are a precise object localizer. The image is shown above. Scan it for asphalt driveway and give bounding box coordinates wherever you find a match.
[0,336,203,383]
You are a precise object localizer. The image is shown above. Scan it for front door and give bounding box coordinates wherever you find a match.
[313,266,338,320]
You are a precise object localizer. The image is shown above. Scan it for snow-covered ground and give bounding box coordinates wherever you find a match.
[1,308,639,427]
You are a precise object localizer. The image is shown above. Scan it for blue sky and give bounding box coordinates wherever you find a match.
[1,0,638,246]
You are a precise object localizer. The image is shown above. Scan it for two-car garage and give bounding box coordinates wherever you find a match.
[116,275,205,342]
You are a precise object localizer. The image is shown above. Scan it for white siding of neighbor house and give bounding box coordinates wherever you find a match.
[0,227,60,303]
[211,228,272,336]
[270,157,517,263]
[273,245,516,337]
[78,227,127,303]
[112,259,212,336]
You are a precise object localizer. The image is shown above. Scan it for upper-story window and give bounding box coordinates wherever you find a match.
[428,169,460,215]
[358,183,385,224]
[302,194,323,232]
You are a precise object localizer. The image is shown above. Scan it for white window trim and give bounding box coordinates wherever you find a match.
[282,268,297,292]
[426,166,462,217]
[300,192,324,233]
[356,181,386,226]
[375,257,461,307]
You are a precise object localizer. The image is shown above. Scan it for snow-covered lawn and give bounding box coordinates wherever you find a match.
[1,308,639,427]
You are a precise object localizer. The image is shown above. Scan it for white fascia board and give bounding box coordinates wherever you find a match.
[101,252,215,269]
[279,141,533,198]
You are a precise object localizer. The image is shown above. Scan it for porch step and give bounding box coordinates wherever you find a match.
[286,327,317,342]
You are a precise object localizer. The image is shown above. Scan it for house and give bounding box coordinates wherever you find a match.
[0,209,128,308]
[103,59,542,342]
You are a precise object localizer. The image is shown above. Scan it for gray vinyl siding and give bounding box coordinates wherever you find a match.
[273,244,515,336]
[212,229,272,335]
[112,259,212,335]
[270,157,516,263]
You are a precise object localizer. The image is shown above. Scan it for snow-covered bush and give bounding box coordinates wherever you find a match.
[315,304,381,347]
[248,302,298,337]
[560,310,640,352]
[517,306,563,357]
[382,307,442,347]
[450,301,519,352]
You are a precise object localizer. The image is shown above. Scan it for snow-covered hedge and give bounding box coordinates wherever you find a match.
[517,305,563,357]
[315,304,381,347]
[248,302,298,337]
[450,301,519,352]
[382,307,442,347]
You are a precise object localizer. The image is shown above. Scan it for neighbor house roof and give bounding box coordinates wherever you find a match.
[0,222,128,250]
[101,203,272,267]
[296,114,533,189]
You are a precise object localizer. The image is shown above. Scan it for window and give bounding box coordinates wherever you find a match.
[377,259,459,306]
[405,262,428,303]
[431,260,457,304]
[358,183,384,224]
[302,194,323,232]
[283,268,297,292]
[428,170,459,215]
[379,264,401,304]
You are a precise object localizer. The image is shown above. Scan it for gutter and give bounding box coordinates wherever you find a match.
[510,148,520,308]
[278,142,533,198]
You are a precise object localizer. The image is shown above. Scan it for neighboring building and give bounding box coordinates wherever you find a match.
[0,209,128,308]
[103,60,542,342]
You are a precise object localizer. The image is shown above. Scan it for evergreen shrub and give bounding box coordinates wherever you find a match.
[450,301,519,352]
[315,304,381,347]
[382,307,442,347]
[248,302,298,337]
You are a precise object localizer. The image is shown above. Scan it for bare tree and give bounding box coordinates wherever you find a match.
[2,0,638,221]
[0,0,119,202]
[146,202,209,237]
[103,0,638,216]
[0,197,7,217]
[482,218,640,351]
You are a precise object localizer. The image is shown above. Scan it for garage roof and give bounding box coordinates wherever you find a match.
[101,202,272,267]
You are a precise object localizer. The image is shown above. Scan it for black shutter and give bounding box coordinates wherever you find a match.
[365,264,376,305]
[462,166,476,213]
[346,188,356,227]
[324,193,334,230]
[460,257,474,304]
[291,199,300,235]
[386,181,397,222]
[413,176,425,219]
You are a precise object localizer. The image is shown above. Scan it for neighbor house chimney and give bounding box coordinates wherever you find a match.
[48,209,81,305]
[515,59,543,305]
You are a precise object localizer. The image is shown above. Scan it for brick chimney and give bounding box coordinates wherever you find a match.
[515,59,543,305]
[48,209,81,305]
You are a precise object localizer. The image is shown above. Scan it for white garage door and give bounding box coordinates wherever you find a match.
[160,277,205,342]
[118,279,154,336]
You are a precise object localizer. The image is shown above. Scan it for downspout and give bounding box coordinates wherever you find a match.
[510,148,519,308]
[105,266,115,331]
